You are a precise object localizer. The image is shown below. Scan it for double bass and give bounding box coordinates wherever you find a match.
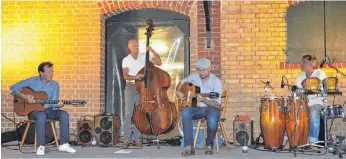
[132,19,178,136]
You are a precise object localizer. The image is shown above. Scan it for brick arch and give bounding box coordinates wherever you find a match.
[97,0,195,16]
[287,0,306,7]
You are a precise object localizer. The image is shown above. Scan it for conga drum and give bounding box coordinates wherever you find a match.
[301,77,321,93]
[322,77,339,93]
[285,96,309,148]
[260,97,285,149]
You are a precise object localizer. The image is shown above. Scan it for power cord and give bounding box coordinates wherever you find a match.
[1,112,20,150]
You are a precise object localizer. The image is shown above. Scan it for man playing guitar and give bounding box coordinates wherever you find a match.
[121,38,162,148]
[10,62,76,156]
[175,58,222,156]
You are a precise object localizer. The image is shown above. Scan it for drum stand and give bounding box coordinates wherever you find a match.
[297,92,329,151]
[288,87,322,157]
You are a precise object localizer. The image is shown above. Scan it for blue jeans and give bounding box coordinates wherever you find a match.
[283,104,322,143]
[30,108,69,146]
[182,106,220,147]
[308,104,322,143]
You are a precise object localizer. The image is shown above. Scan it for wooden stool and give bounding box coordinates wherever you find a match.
[19,119,59,152]
[193,90,230,153]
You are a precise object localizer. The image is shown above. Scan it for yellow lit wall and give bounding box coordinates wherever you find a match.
[1,0,102,131]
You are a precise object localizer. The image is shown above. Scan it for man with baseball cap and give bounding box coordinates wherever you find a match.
[175,58,222,156]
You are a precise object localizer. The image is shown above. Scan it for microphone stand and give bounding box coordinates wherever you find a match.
[327,62,346,158]
[281,83,298,157]
[328,63,346,78]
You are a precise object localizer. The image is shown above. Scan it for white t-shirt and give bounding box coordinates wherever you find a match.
[122,52,151,82]
[295,69,328,106]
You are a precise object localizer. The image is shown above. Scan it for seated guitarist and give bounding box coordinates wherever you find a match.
[10,62,76,156]
[175,58,222,156]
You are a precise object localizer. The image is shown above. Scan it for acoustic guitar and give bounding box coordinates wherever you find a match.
[178,82,219,111]
[13,87,87,116]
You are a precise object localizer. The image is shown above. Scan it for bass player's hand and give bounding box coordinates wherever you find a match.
[24,95,36,104]
[135,74,144,80]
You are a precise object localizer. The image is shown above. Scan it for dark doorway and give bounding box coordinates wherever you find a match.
[104,9,190,137]
[286,1,346,63]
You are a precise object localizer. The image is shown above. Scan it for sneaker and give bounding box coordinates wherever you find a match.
[36,145,45,156]
[205,146,213,155]
[134,139,142,148]
[122,140,130,149]
[58,143,76,153]
[181,146,195,156]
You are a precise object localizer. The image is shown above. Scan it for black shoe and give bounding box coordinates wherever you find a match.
[182,146,195,156]
[205,146,213,155]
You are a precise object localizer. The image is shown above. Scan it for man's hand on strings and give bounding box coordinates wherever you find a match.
[176,91,185,100]
[135,74,144,80]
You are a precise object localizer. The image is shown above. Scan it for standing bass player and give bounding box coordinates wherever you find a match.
[121,38,162,148]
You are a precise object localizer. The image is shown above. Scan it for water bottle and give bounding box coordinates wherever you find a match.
[91,136,97,146]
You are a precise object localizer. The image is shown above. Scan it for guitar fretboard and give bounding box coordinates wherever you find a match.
[37,100,73,104]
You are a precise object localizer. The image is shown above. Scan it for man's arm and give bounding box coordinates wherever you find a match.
[199,98,220,109]
[10,77,34,101]
[122,68,143,81]
[199,80,222,109]
[148,47,162,66]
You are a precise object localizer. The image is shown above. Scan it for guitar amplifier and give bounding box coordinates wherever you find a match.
[77,120,94,145]
[94,115,120,146]
[233,115,253,146]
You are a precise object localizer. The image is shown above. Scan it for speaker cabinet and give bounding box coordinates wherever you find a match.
[233,116,253,146]
[94,115,120,146]
[77,120,94,145]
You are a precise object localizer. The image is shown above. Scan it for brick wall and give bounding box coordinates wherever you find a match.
[221,1,346,140]
[1,1,103,132]
[1,0,220,136]
[2,0,345,143]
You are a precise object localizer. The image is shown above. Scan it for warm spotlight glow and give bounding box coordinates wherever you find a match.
[160,63,185,70]
[139,40,168,54]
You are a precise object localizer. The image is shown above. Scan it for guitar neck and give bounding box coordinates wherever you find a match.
[37,100,73,105]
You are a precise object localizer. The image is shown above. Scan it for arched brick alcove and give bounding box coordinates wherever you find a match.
[97,1,194,16]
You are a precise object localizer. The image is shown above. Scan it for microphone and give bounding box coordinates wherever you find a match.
[320,57,326,68]
[281,76,284,88]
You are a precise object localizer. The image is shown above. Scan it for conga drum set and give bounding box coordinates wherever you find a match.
[259,77,342,150]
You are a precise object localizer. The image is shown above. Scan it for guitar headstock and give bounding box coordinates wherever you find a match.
[72,100,87,106]
[209,92,220,99]
[145,19,155,38]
